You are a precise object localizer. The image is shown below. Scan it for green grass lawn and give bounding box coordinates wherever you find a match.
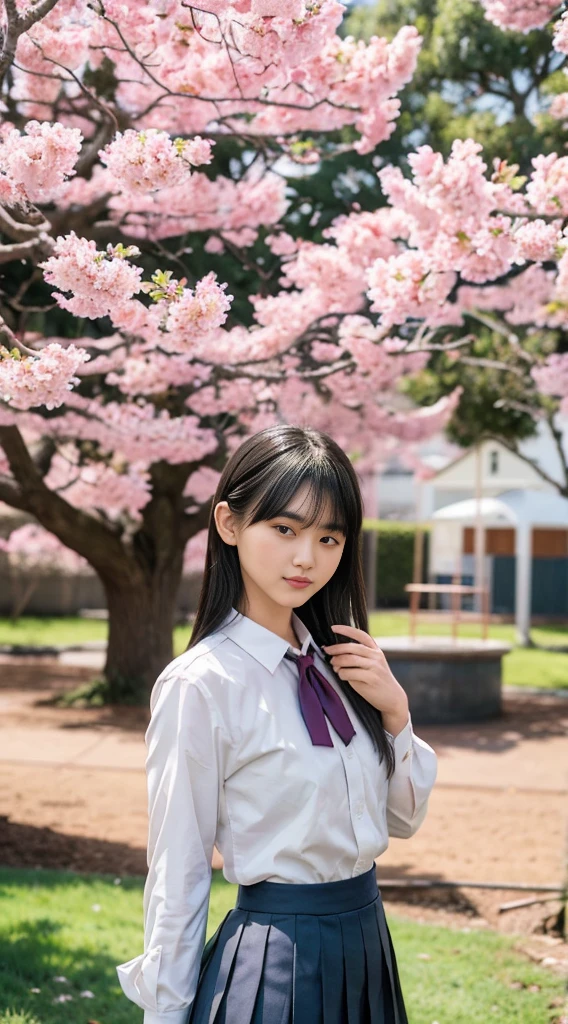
[0,868,562,1024]
[1,614,567,689]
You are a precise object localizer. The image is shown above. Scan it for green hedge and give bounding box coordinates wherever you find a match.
[363,520,431,608]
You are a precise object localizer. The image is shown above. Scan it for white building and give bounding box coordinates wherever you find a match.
[377,418,568,636]
[378,414,568,521]
[430,489,568,640]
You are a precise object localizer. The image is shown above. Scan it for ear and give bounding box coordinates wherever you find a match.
[214,500,238,546]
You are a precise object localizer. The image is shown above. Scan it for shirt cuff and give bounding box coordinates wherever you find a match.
[385,713,413,775]
[143,1011,192,1024]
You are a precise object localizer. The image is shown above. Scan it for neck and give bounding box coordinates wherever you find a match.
[236,583,300,647]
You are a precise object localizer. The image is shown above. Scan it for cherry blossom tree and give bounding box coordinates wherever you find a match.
[0,0,462,699]
[2,0,568,697]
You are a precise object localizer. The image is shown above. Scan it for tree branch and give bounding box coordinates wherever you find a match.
[179,497,213,544]
[0,204,51,241]
[0,317,40,357]
[0,0,60,83]
[0,424,135,573]
[485,418,568,497]
[0,235,52,264]
[0,476,26,510]
[30,436,58,478]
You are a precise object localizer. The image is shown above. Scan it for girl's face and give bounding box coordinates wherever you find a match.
[214,482,347,612]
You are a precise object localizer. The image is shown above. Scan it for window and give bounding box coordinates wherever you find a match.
[489,450,499,474]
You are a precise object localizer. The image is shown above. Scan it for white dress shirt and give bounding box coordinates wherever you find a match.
[116,607,438,1024]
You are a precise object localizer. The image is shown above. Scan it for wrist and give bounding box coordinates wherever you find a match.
[381,689,409,738]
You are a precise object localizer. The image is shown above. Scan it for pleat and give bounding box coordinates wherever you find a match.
[318,914,345,1024]
[383,919,409,1024]
[374,900,408,1024]
[189,885,408,1024]
[340,911,367,1024]
[187,909,247,1024]
[258,914,296,1024]
[207,909,248,1024]
[199,909,233,983]
[293,914,322,1022]
[222,916,271,1023]
[359,902,385,1024]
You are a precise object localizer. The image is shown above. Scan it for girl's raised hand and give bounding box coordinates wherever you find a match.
[322,624,409,720]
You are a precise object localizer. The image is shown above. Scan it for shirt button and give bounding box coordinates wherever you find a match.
[355,800,364,818]
[346,747,354,759]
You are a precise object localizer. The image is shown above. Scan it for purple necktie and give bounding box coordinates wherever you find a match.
[284,645,356,747]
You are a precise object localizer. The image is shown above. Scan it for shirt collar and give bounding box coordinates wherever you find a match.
[219,606,325,675]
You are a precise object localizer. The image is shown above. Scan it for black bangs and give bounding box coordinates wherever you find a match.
[242,462,354,537]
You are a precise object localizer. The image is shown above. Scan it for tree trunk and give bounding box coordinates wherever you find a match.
[0,424,217,706]
[101,559,184,704]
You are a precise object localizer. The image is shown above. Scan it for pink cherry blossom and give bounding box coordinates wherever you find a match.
[479,0,558,33]
[0,120,83,203]
[366,252,456,329]
[183,466,222,504]
[526,154,568,216]
[1,0,567,546]
[163,273,233,346]
[0,342,91,411]
[44,454,153,517]
[183,529,209,574]
[553,11,568,54]
[513,219,564,263]
[39,233,144,319]
[1,523,89,571]
[531,353,568,416]
[99,130,214,194]
[265,231,299,256]
[549,92,568,124]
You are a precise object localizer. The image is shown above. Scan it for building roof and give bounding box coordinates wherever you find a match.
[432,496,517,526]
[432,488,568,527]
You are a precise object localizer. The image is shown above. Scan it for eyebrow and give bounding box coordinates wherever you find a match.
[275,510,346,534]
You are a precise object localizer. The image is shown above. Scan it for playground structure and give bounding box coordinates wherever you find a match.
[408,442,492,642]
[372,444,511,724]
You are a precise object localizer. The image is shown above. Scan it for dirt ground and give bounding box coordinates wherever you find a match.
[0,658,567,979]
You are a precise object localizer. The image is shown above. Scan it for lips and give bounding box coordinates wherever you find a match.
[285,577,312,583]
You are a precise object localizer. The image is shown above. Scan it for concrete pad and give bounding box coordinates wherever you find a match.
[428,731,568,792]
[58,650,106,669]
[72,730,146,770]
[0,726,105,765]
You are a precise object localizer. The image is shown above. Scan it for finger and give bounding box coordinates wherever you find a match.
[331,653,375,668]
[329,624,378,649]
[335,669,374,685]
[324,639,378,655]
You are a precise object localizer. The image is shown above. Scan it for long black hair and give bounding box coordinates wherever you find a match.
[187,424,395,779]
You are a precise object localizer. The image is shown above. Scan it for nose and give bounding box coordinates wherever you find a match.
[292,535,316,569]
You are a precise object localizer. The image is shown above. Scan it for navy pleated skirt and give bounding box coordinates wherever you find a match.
[187,863,409,1024]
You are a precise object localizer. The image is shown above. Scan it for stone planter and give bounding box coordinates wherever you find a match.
[374,636,511,724]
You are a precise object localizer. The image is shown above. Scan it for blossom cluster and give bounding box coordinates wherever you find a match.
[1,0,567,536]
[11,0,420,156]
[99,130,214,194]
[0,342,91,412]
[479,0,558,33]
[0,120,82,204]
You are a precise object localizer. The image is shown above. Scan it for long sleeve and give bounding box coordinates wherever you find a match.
[384,712,438,839]
[115,668,228,1024]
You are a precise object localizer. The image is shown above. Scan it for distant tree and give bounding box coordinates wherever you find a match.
[345,0,568,461]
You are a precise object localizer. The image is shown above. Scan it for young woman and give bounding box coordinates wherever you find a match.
[116,424,438,1024]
